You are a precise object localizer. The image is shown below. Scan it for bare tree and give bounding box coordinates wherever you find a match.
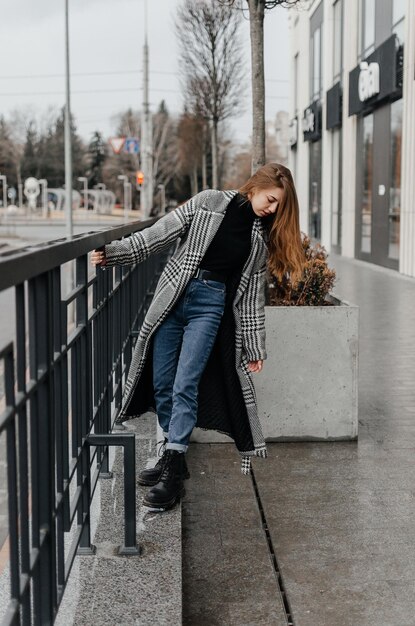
[223,144,252,188]
[7,109,35,189]
[152,101,180,192]
[219,0,302,172]
[176,0,245,189]
[176,111,206,195]
[1,107,86,190]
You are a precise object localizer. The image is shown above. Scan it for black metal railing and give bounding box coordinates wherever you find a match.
[0,218,168,625]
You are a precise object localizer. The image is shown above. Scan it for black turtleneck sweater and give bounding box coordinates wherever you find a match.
[199,192,256,278]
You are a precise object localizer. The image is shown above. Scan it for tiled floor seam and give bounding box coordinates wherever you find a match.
[251,466,294,626]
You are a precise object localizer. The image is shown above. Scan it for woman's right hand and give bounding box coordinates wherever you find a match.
[90,248,107,267]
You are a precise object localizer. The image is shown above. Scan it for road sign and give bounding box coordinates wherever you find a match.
[8,187,16,200]
[124,137,140,154]
[109,137,126,154]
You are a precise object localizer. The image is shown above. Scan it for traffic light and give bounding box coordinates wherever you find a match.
[136,170,144,186]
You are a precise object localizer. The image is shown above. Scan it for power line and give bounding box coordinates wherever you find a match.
[0,69,173,80]
[0,87,179,97]
[0,87,289,99]
[0,69,289,84]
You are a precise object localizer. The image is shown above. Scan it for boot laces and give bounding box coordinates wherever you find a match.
[154,439,167,469]
[159,450,180,483]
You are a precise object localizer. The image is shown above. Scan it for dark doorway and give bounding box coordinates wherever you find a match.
[355,99,402,269]
[309,140,322,241]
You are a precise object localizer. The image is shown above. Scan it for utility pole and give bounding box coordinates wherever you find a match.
[140,0,153,218]
[0,174,7,210]
[64,0,73,238]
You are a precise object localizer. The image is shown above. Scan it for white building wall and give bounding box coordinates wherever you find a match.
[290,0,415,276]
[400,0,415,277]
[289,0,397,262]
[340,0,359,259]
[320,0,334,252]
[289,10,310,236]
[275,111,290,164]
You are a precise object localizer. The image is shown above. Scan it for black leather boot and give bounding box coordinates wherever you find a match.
[143,450,186,512]
[137,440,190,486]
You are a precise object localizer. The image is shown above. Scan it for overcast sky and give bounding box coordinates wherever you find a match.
[0,0,291,145]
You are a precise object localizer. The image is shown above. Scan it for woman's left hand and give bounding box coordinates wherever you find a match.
[247,360,263,373]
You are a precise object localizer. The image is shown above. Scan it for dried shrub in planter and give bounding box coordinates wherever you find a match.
[267,233,336,306]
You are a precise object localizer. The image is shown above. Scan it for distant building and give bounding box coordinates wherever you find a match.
[275,111,290,165]
[265,112,289,165]
[289,0,414,277]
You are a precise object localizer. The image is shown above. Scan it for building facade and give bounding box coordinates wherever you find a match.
[289,0,415,277]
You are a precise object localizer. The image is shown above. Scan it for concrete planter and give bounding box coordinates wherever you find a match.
[255,294,359,441]
[191,293,358,444]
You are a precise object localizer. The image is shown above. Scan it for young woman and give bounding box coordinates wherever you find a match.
[90,162,305,512]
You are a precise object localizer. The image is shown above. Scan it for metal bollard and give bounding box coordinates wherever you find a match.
[85,433,140,556]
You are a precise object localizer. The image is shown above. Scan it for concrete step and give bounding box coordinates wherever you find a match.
[182,443,289,626]
[56,413,182,626]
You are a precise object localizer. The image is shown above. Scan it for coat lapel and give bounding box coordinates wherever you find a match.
[183,190,238,277]
[197,190,267,308]
[231,219,266,307]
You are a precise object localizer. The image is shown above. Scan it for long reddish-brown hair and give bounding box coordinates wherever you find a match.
[239,162,305,287]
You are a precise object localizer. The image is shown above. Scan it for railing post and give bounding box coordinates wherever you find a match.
[4,346,20,622]
[85,433,140,556]
[28,272,56,624]
[119,434,139,556]
[15,284,32,622]
[93,262,114,475]
[77,439,96,556]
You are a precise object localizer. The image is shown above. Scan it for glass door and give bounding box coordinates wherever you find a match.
[361,114,373,254]
[388,99,402,260]
[309,140,322,240]
[331,128,342,253]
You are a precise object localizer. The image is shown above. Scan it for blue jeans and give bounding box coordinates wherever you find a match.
[152,277,226,452]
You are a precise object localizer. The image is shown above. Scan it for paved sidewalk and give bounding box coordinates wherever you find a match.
[55,413,183,626]
[183,254,415,626]
[183,444,288,626]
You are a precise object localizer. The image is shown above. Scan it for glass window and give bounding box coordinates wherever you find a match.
[309,140,322,240]
[331,129,342,250]
[333,0,343,82]
[361,114,373,254]
[392,0,405,44]
[393,0,405,24]
[357,0,363,59]
[293,53,299,114]
[313,26,321,98]
[388,99,402,260]
[361,0,375,56]
[393,19,405,43]
[310,1,323,99]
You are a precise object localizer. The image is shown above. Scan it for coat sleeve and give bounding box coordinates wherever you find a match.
[103,190,209,267]
[239,261,267,362]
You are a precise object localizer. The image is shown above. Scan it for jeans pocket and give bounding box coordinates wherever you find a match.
[201,279,226,294]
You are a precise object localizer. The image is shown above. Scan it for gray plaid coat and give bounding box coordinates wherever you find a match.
[104,189,268,473]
